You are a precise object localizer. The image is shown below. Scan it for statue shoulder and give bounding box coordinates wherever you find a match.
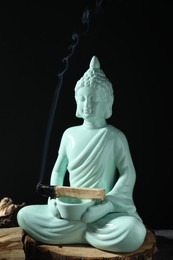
[107,124,126,137]
[61,126,81,138]
[107,125,128,143]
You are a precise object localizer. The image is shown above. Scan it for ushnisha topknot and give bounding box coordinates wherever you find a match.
[90,55,100,69]
[74,56,114,97]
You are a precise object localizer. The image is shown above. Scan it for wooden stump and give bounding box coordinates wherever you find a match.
[0,227,25,260]
[22,228,158,260]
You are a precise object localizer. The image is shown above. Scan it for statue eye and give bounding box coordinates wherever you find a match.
[77,96,85,102]
[91,96,99,103]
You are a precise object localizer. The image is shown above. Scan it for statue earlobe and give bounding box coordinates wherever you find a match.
[75,105,82,118]
[105,95,114,119]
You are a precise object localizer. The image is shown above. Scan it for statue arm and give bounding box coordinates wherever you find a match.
[48,131,68,217]
[50,131,68,186]
[48,151,68,218]
[109,131,136,194]
[106,131,138,215]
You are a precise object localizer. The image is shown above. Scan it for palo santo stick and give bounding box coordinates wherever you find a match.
[36,184,105,201]
[53,186,106,201]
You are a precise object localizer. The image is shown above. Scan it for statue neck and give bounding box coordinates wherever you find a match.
[82,120,107,129]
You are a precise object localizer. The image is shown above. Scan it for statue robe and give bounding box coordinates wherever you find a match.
[63,125,141,220]
[17,125,146,252]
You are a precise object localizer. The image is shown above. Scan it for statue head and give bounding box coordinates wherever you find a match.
[74,56,114,119]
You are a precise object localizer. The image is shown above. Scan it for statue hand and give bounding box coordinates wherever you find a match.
[47,197,61,218]
[81,199,114,223]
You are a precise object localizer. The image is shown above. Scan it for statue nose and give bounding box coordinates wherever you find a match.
[85,98,92,108]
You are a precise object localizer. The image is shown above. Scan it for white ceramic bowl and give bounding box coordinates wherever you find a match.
[56,197,95,221]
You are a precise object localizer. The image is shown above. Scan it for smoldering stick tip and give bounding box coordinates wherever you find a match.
[36,183,55,197]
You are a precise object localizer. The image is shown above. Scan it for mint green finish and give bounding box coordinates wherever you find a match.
[17,56,146,253]
[55,197,95,221]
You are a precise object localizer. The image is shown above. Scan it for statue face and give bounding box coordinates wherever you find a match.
[75,86,107,121]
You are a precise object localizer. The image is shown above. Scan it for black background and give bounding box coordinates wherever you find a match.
[0,1,172,230]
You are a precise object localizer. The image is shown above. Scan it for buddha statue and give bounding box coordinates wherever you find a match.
[17,56,146,253]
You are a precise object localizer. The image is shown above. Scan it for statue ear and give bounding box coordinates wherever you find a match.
[75,100,82,118]
[75,109,82,118]
[105,95,114,119]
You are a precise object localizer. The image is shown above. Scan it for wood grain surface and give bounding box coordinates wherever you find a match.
[0,227,25,260]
